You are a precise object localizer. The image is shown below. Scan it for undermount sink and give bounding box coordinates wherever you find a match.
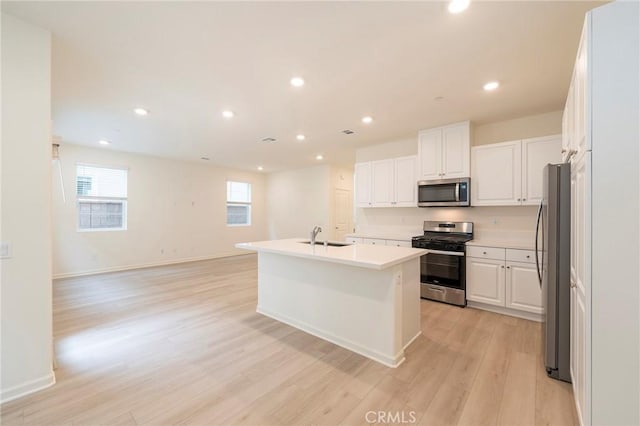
[299,241,352,247]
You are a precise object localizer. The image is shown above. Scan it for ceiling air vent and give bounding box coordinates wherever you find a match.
[342,130,355,135]
[261,137,277,143]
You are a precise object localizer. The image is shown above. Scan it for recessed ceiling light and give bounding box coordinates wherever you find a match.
[200,157,210,161]
[362,116,373,124]
[316,154,323,161]
[134,107,148,116]
[342,129,355,135]
[290,77,305,87]
[448,0,470,14]
[483,81,500,91]
[296,134,306,141]
[257,166,264,171]
[261,137,277,143]
[98,140,110,146]
[434,96,444,101]
[222,110,235,119]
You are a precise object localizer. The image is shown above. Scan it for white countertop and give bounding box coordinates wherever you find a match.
[466,239,535,250]
[235,238,427,270]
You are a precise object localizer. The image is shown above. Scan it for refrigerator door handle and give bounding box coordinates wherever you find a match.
[535,200,543,286]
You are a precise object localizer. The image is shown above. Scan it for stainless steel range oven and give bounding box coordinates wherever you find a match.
[411,221,473,307]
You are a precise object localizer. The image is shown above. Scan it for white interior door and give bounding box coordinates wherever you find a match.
[333,188,352,242]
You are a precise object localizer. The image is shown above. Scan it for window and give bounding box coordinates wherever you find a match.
[76,164,128,231]
[227,181,251,226]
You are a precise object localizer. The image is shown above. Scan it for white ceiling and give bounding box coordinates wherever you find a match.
[3,1,602,172]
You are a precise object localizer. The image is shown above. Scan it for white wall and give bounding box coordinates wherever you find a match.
[266,165,331,241]
[52,144,268,278]
[1,14,54,402]
[473,110,563,146]
[266,165,354,241]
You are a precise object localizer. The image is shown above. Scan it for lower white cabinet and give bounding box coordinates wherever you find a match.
[466,245,542,318]
[344,236,411,247]
[505,261,543,314]
[362,238,386,246]
[386,239,411,248]
[466,257,505,306]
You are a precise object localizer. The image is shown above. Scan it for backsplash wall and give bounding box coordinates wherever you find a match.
[355,205,538,241]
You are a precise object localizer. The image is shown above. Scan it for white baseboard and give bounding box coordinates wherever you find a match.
[52,252,255,279]
[1,371,56,404]
[403,331,422,350]
[257,306,405,368]
[467,301,543,322]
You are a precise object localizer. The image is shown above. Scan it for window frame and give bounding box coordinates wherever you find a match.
[226,181,252,227]
[76,163,129,232]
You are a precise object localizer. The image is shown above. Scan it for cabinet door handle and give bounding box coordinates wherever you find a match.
[570,280,577,288]
[522,198,527,201]
[517,198,521,202]
[483,251,487,255]
[501,265,505,269]
[506,266,511,269]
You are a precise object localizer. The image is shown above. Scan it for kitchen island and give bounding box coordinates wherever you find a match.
[235,238,427,367]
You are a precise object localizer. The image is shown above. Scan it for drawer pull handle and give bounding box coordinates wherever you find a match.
[526,255,530,258]
[483,251,487,254]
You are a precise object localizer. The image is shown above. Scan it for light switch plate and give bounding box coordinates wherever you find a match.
[0,241,10,259]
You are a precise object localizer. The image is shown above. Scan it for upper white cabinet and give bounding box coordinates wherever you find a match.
[371,159,394,207]
[471,135,561,206]
[355,162,373,207]
[355,156,416,208]
[471,140,522,206]
[394,156,418,207]
[522,135,563,205]
[418,121,470,181]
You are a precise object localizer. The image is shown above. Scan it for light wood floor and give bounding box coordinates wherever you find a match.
[1,254,578,426]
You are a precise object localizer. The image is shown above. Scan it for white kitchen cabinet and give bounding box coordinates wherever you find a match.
[394,156,417,207]
[355,162,373,207]
[565,4,639,425]
[522,135,562,205]
[355,156,416,208]
[505,261,542,314]
[362,238,386,246]
[471,135,560,206]
[386,239,411,248]
[466,257,505,307]
[571,150,589,424]
[471,140,522,206]
[418,121,470,181]
[371,159,394,207]
[467,246,542,318]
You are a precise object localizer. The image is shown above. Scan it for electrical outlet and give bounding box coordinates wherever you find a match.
[0,241,10,259]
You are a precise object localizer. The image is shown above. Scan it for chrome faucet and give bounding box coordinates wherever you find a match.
[310,226,322,245]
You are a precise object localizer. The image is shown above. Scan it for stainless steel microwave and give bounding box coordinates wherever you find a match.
[417,178,470,207]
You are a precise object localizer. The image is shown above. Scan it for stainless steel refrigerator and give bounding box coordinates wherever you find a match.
[535,163,571,382]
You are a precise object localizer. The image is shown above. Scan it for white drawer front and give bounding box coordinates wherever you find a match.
[506,249,536,264]
[345,237,363,244]
[386,239,411,248]
[466,246,505,260]
[362,238,387,246]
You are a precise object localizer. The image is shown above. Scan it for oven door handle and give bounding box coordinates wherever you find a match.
[425,249,465,257]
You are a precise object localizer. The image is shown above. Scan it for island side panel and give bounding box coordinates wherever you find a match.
[401,258,422,349]
[256,252,404,367]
